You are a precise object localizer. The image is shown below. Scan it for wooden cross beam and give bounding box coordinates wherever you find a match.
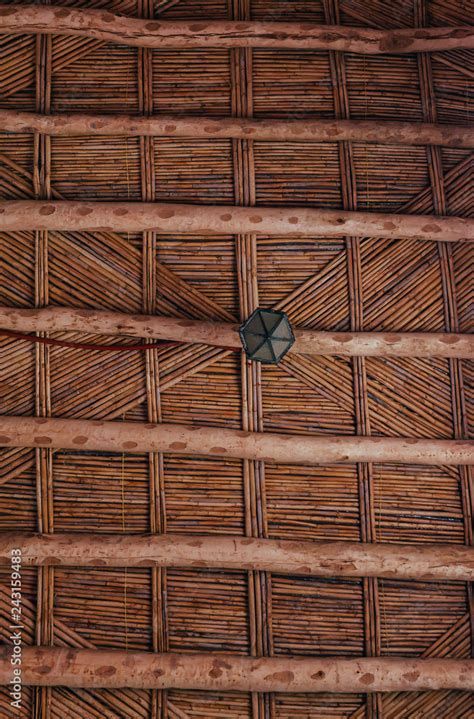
[0,647,472,692]
[0,306,472,359]
[0,415,472,465]
[0,201,472,242]
[0,6,472,53]
[1,111,472,148]
[0,532,472,582]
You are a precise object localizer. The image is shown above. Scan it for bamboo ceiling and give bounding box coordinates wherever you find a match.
[0,0,473,717]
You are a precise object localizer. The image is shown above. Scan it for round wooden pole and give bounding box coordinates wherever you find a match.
[0,306,472,359]
[0,6,472,53]
[0,415,472,465]
[1,111,472,148]
[1,532,473,581]
[0,646,472,692]
[0,201,472,243]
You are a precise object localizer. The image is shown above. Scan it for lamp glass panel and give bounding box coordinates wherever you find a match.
[272,318,293,341]
[270,337,292,361]
[245,333,267,355]
[246,312,266,336]
[260,310,283,334]
[253,340,276,363]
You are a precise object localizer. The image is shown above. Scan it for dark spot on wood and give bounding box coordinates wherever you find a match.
[95,666,117,677]
[311,670,325,679]
[164,125,176,132]
[210,446,227,454]
[264,671,294,683]
[250,215,263,223]
[380,35,412,51]
[0,436,11,444]
[403,671,420,682]
[36,665,53,675]
[39,205,55,216]
[72,436,88,445]
[170,441,187,450]
[146,22,161,31]
[360,672,375,685]
[34,436,52,445]
[158,209,175,219]
[220,214,232,221]
[123,441,138,449]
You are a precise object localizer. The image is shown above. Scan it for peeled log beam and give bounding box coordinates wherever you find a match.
[0,6,472,53]
[1,532,473,582]
[0,306,473,359]
[0,201,472,243]
[0,416,472,465]
[0,647,472,692]
[2,110,473,149]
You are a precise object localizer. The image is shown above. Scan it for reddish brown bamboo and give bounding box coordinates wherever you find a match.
[1,532,473,582]
[0,201,472,242]
[0,415,472,465]
[0,646,472,692]
[0,306,472,359]
[0,6,472,53]
[1,110,472,148]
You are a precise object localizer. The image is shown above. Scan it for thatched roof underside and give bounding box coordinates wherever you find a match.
[0,0,473,717]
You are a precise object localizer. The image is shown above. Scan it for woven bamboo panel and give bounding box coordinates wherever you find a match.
[266,464,360,542]
[0,0,472,716]
[167,568,249,653]
[164,455,245,535]
[272,576,365,656]
[153,49,231,115]
[167,689,252,718]
[253,51,334,118]
[372,463,465,544]
[340,0,414,27]
[53,452,150,533]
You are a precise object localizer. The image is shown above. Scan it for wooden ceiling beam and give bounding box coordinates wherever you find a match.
[1,201,472,242]
[0,306,472,359]
[0,415,472,465]
[1,110,472,148]
[0,6,473,53]
[1,646,473,692]
[1,532,473,582]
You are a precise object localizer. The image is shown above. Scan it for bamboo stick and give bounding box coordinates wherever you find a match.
[0,415,472,465]
[0,646,472,692]
[0,201,472,242]
[0,6,472,53]
[1,111,472,148]
[0,306,472,359]
[0,532,473,581]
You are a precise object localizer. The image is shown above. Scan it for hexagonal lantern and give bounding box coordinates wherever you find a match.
[239,308,295,364]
